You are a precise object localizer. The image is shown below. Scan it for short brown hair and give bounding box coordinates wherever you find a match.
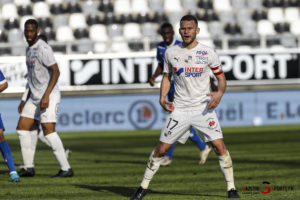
[180,15,198,26]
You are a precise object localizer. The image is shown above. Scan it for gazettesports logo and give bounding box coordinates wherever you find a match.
[128,100,157,129]
[242,181,294,195]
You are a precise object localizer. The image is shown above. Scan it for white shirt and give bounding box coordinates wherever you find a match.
[26,39,59,104]
[164,42,222,110]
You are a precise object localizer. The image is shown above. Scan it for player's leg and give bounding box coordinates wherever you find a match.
[40,99,73,178]
[36,123,72,159]
[17,117,37,177]
[131,142,173,200]
[161,142,177,166]
[31,120,51,147]
[211,139,240,198]
[42,123,72,177]
[0,116,20,182]
[188,127,212,165]
[192,109,239,198]
[132,109,191,200]
[17,99,38,177]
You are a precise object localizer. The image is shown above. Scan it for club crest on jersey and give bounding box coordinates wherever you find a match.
[184,56,192,63]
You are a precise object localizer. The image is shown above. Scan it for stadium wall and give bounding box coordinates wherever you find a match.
[1,90,300,134]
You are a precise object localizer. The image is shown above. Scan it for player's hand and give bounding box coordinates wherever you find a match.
[149,77,155,86]
[160,99,174,112]
[18,101,26,114]
[40,95,49,109]
[206,91,223,110]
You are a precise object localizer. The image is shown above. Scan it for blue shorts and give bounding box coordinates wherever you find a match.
[0,114,5,131]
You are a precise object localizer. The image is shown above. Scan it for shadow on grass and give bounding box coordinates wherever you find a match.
[74,184,226,198]
[93,159,146,165]
[0,169,8,174]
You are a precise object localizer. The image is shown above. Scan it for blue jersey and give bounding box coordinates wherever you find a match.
[156,39,181,67]
[0,70,6,85]
[0,70,6,130]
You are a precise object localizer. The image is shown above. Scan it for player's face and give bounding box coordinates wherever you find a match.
[24,24,39,46]
[161,27,174,45]
[179,20,199,47]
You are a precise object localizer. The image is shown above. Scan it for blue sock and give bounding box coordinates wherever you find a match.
[0,141,17,172]
[165,143,177,160]
[189,127,206,151]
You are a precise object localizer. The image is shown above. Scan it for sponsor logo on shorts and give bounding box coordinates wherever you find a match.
[207,118,217,129]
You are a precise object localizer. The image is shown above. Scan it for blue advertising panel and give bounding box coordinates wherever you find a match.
[0,90,299,134]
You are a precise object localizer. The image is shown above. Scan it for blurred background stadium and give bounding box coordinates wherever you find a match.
[0,1,299,199]
[0,0,299,54]
[0,0,300,133]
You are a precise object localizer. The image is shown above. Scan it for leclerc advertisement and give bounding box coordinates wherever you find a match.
[1,90,300,134]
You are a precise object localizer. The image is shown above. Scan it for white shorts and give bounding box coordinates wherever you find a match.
[160,106,223,144]
[21,96,60,123]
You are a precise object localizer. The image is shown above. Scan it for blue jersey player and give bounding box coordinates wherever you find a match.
[149,22,212,166]
[0,70,20,182]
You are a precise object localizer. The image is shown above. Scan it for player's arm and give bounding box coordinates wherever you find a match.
[18,86,31,114]
[0,81,8,92]
[40,63,60,109]
[207,72,226,110]
[149,63,163,86]
[159,72,174,112]
[210,77,218,92]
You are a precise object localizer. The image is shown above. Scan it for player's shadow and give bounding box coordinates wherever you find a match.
[93,159,146,165]
[74,184,225,198]
[0,169,8,174]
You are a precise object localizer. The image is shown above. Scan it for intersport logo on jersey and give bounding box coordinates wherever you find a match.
[174,67,203,77]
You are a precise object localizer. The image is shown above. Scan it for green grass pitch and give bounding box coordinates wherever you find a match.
[0,125,299,200]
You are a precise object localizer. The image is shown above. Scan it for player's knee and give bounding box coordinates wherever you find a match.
[154,148,166,157]
[212,140,226,156]
[41,123,55,134]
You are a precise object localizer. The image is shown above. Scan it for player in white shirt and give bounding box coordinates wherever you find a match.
[16,19,73,178]
[131,15,240,199]
[18,82,71,163]
[17,35,71,167]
